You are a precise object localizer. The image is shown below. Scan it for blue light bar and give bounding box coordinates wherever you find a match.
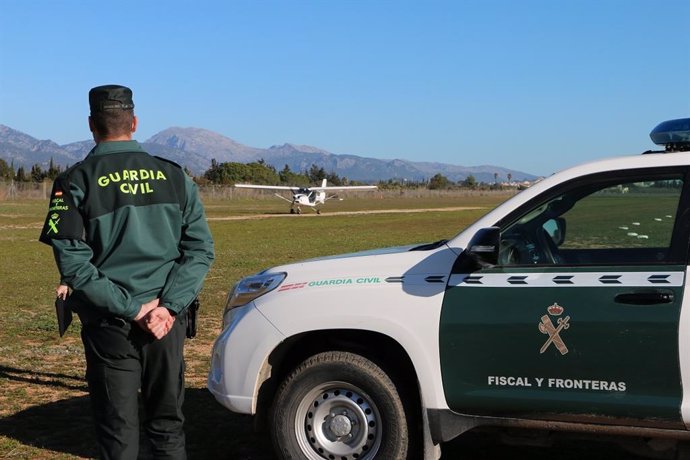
[649,118,690,147]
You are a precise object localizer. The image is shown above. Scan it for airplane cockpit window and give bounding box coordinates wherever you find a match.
[498,175,684,266]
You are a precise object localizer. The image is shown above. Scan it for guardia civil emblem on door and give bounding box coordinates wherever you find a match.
[538,303,570,355]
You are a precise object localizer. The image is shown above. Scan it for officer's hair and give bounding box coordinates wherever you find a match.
[90,109,134,138]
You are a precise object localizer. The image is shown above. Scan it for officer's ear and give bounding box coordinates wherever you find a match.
[88,116,100,142]
[131,115,138,134]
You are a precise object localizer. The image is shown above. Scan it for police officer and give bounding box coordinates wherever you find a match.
[39,84,215,459]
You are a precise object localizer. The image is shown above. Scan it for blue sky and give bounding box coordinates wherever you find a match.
[1,0,688,176]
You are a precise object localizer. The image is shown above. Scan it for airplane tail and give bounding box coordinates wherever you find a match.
[321,178,327,188]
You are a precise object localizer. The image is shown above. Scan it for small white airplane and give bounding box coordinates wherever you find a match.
[234,179,377,214]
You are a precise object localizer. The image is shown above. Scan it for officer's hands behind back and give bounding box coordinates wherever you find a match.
[134,299,175,339]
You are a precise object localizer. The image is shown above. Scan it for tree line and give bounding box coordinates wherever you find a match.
[200,160,350,187]
[201,160,512,190]
[0,158,64,182]
[0,157,517,191]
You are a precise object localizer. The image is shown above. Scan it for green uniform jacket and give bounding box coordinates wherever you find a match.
[39,141,215,320]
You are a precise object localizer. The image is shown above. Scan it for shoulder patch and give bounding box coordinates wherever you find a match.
[38,175,84,245]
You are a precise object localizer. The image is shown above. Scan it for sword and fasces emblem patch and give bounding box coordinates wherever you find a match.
[46,213,61,236]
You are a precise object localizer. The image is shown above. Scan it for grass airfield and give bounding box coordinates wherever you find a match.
[0,190,666,459]
[0,190,664,460]
[0,191,503,459]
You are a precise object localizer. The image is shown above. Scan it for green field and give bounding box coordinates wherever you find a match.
[0,192,504,459]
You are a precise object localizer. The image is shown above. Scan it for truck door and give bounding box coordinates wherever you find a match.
[440,169,689,426]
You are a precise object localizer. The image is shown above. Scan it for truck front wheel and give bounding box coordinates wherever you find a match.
[270,351,409,460]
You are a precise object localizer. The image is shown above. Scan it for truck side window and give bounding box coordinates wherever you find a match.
[499,176,684,266]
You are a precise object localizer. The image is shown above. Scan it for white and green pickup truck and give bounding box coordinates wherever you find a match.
[208,118,690,459]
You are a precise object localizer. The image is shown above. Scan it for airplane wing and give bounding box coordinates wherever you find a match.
[311,185,378,191]
[234,184,301,191]
[273,193,294,203]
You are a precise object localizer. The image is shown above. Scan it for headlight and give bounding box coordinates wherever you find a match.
[224,272,287,317]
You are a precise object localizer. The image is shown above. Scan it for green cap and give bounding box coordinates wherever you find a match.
[89,84,134,114]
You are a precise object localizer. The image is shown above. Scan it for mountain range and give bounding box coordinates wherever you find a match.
[0,124,537,183]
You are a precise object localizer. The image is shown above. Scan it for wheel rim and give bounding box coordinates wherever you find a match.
[294,381,382,460]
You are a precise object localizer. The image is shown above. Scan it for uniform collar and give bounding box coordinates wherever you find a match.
[88,140,145,157]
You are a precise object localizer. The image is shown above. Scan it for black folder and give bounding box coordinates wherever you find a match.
[55,296,72,337]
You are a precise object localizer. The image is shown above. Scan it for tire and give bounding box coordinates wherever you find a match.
[270,351,409,460]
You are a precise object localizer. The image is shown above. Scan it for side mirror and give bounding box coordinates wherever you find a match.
[465,227,499,267]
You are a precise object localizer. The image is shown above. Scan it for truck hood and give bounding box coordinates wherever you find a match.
[264,240,460,281]
[297,243,422,262]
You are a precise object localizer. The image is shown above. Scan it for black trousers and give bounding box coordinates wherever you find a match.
[80,313,187,460]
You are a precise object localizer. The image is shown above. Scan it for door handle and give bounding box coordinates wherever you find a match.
[614,291,674,305]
